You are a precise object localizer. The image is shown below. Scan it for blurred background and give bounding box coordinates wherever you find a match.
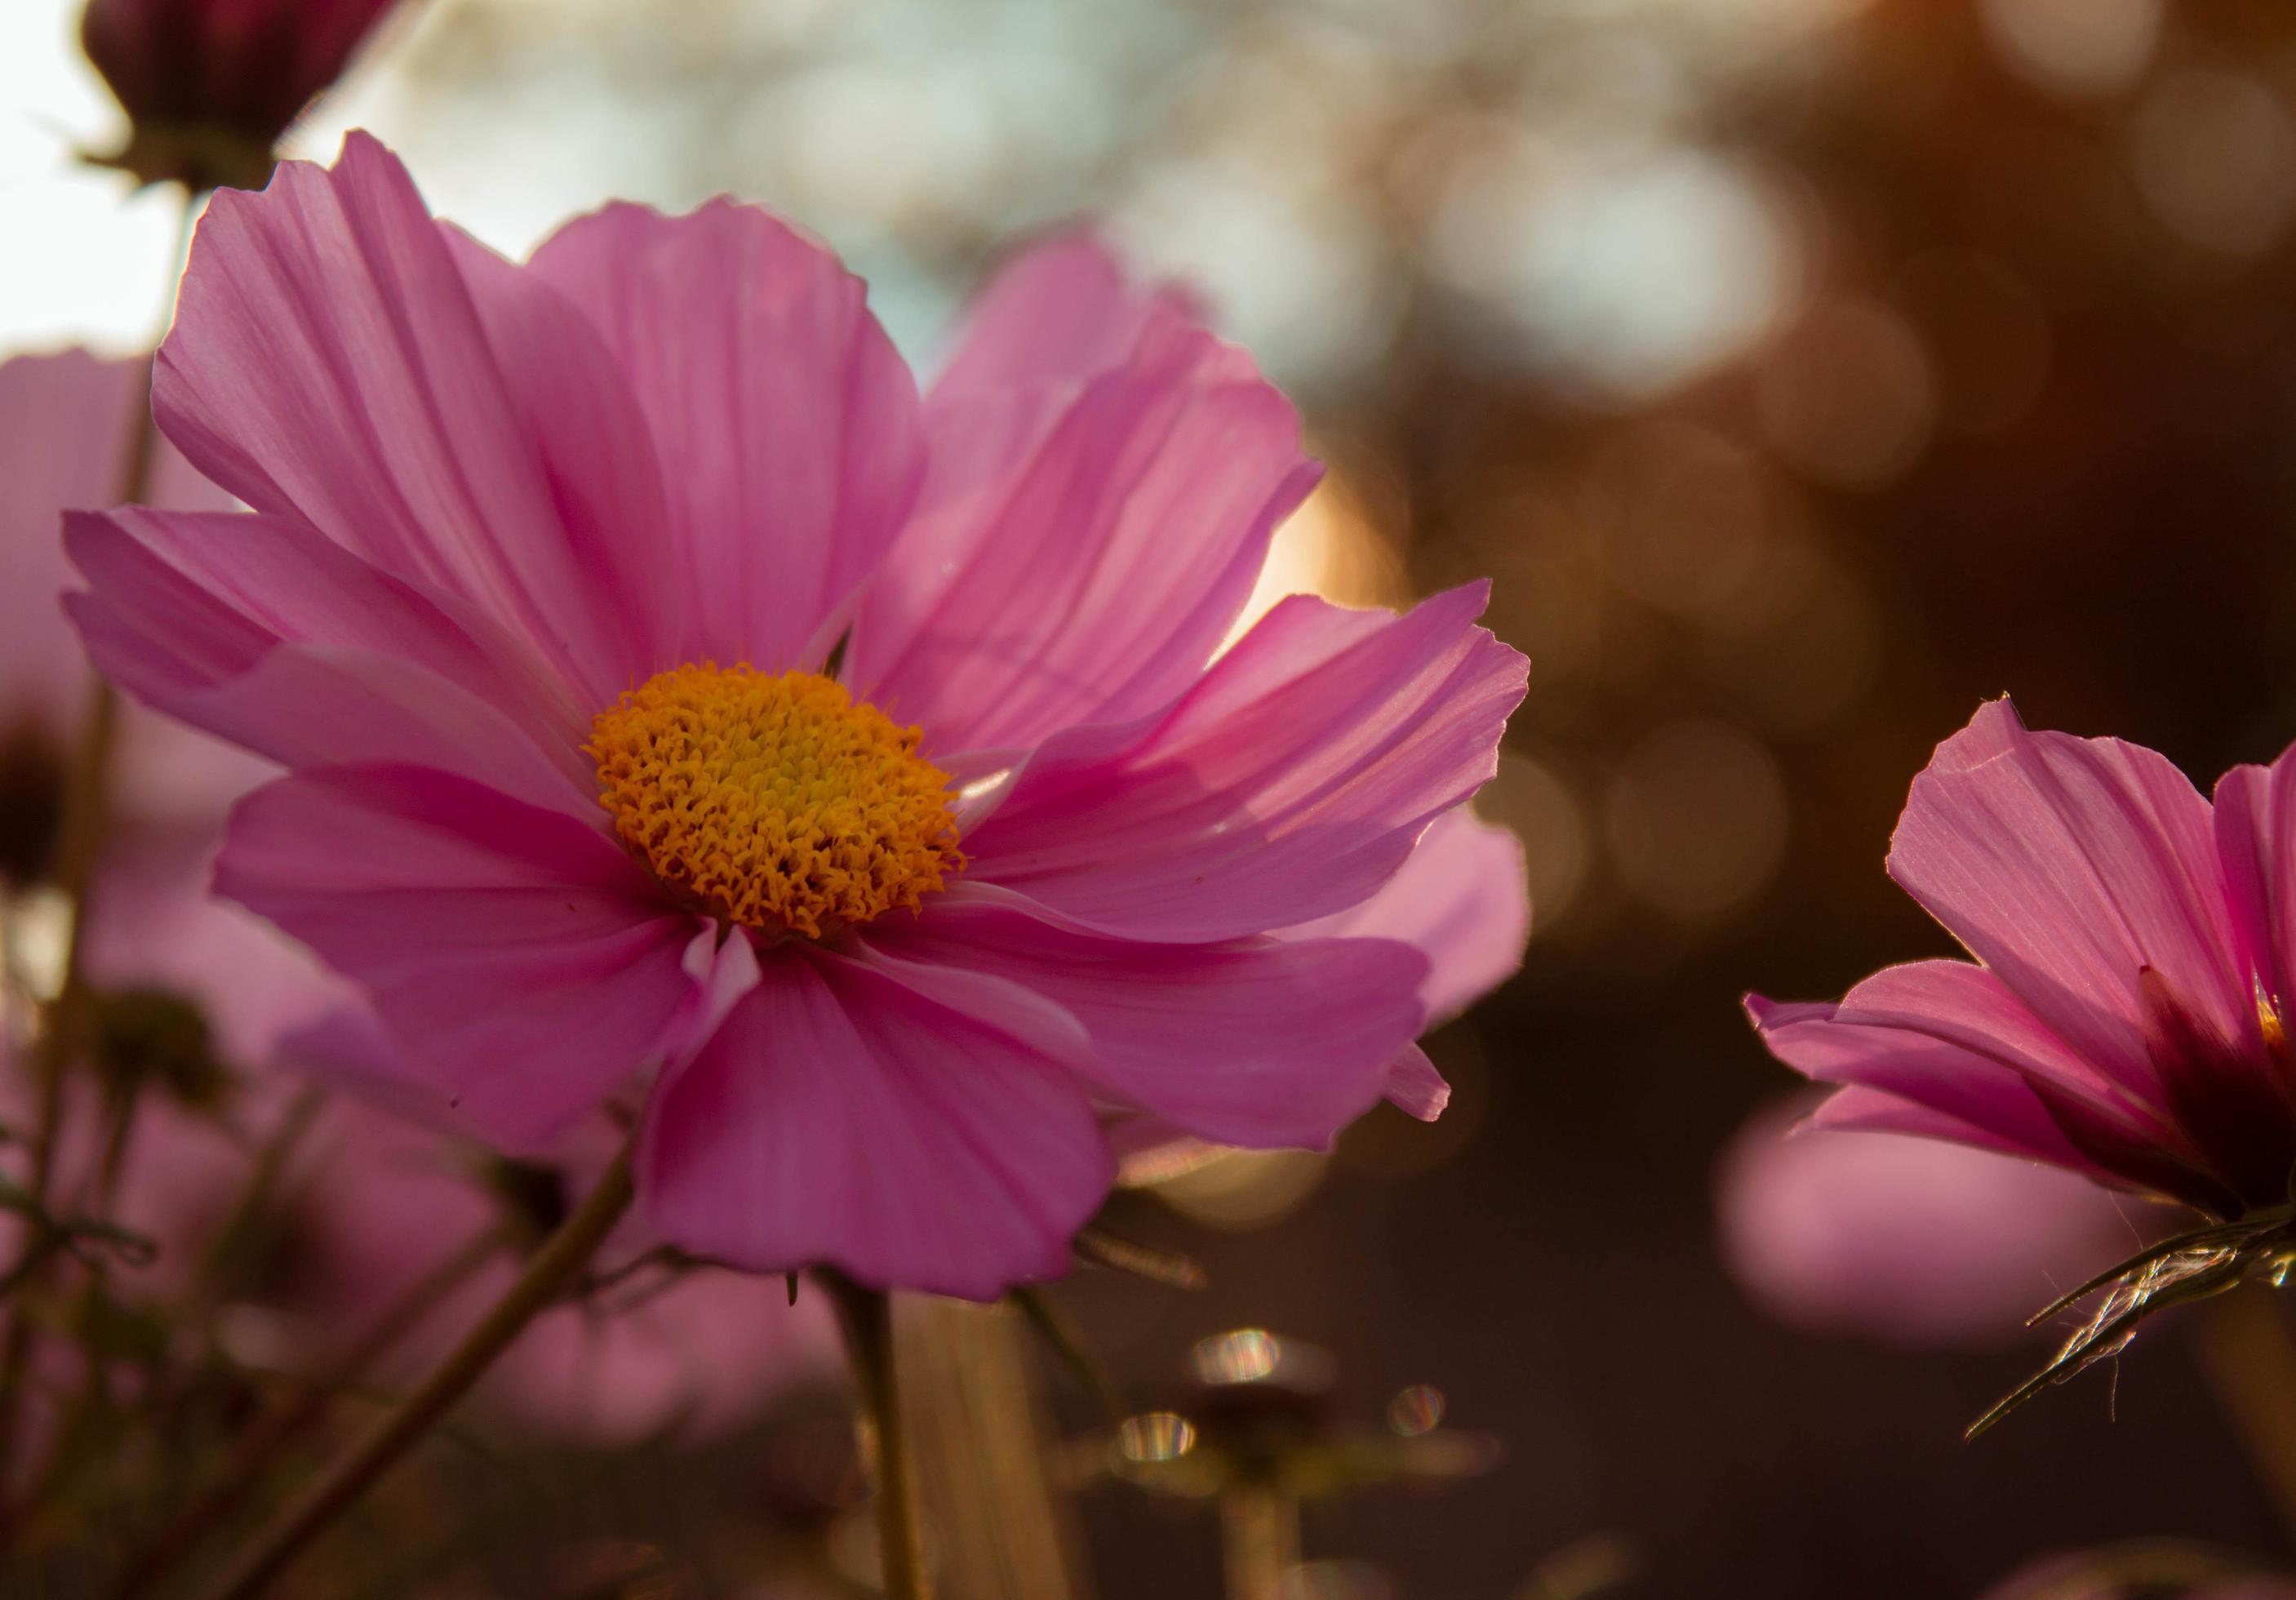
[13,0,2296,1593]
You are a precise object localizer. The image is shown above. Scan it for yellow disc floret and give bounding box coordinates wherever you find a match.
[587,664,961,939]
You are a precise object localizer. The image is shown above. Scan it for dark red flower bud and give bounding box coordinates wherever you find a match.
[80,0,406,189]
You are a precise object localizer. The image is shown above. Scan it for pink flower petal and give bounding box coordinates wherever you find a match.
[961,584,1527,941]
[275,1001,471,1140]
[859,895,1428,1149]
[1832,960,2166,1129]
[1888,697,2256,1107]
[65,507,593,816]
[473,1260,837,1442]
[216,763,704,1149]
[899,233,1209,536]
[930,231,1206,402]
[638,948,1112,1300]
[153,133,676,709]
[525,201,925,669]
[1718,1098,2156,1347]
[850,273,1319,754]
[1294,805,1529,1024]
[1798,1082,2067,1153]
[1747,971,2232,1211]
[2214,749,2296,1034]
[1380,1044,1450,1122]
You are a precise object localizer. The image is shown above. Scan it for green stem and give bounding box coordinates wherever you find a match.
[824,1273,929,1600]
[169,1089,324,1342]
[112,1220,511,1598]
[1219,1482,1296,1600]
[198,1139,636,1599]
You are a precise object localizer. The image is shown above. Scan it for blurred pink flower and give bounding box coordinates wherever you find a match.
[278,1093,840,1442]
[1717,1097,2156,1347]
[66,134,1528,1300]
[80,0,406,180]
[276,1007,841,1439]
[0,349,251,885]
[1748,697,2296,1224]
[1,1030,837,1445]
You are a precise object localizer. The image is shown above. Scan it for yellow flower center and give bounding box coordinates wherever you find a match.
[587,664,961,939]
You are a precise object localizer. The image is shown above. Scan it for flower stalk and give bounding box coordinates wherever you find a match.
[198,1137,636,1599]
[0,669,125,1502]
[1219,1482,1298,1600]
[824,1271,930,1600]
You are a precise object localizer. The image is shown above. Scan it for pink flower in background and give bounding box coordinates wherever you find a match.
[80,0,406,171]
[1747,698,2296,1223]
[1,1029,836,1446]
[67,134,1528,1300]
[279,1006,841,1440]
[278,1088,839,1441]
[1716,1097,2153,1347]
[0,350,249,888]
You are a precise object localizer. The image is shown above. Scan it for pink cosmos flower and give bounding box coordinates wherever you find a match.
[80,0,406,180]
[1747,698,2296,1411]
[65,135,1530,1301]
[1717,1097,2153,1347]
[1747,698,2296,1223]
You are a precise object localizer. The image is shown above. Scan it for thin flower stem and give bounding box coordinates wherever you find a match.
[112,1219,513,1598]
[824,1273,930,1600]
[2193,1286,2296,1544]
[1219,1482,1298,1600]
[198,1138,637,1600]
[0,676,122,1500]
[0,188,200,1500]
[169,1088,326,1341]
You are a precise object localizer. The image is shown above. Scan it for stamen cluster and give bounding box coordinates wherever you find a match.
[588,664,961,938]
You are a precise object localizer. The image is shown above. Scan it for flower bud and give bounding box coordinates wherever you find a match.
[80,0,406,190]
